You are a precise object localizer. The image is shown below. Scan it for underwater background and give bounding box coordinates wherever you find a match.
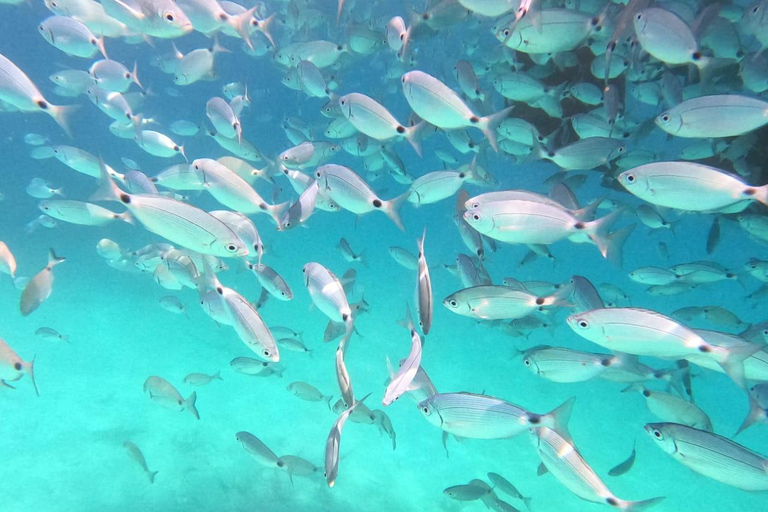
[0,1,767,512]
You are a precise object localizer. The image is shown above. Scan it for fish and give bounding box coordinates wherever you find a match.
[608,442,637,477]
[655,95,768,138]
[338,92,424,155]
[487,472,532,510]
[521,346,616,383]
[0,53,74,135]
[20,249,65,317]
[383,317,423,406]
[92,158,248,258]
[623,384,713,431]
[532,426,663,511]
[401,70,513,151]
[287,382,332,408]
[418,392,573,440]
[646,422,768,491]
[230,357,284,378]
[183,372,222,386]
[0,338,38,395]
[143,376,199,419]
[302,262,354,347]
[35,327,69,343]
[443,285,569,321]
[235,431,279,467]
[415,228,433,336]
[444,482,491,501]
[123,441,158,484]
[315,164,407,230]
[325,393,370,487]
[619,162,768,212]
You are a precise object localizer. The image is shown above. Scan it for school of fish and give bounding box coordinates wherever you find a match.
[1,0,768,510]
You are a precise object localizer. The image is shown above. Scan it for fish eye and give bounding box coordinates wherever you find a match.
[14,362,21,371]
[421,406,430,414]
[340,99,346,105]
[636,13,642,20]
[652,429,662,439]
[578,320,589,328]
[448,299,458,307]
[472,213,480,221]
[660,114,670,123]
[625,173,635,183]
[262,349,270,357]
[165,12,175,22]
[502,29,510,36]
[316,172,321,178]
[523,358,531,367]
[226,244,237,252]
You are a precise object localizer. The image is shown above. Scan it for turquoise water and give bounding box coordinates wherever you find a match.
[1,2,767,512]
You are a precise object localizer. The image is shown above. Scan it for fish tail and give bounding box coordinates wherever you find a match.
[383,191,409,231]
[147,470,158,484]
[547,396,575,444]
[620,383,644,394]
[752,184,768,208]
[27,355,39,397]
[230,6,259,51]
[622,497,665,512]
[47,249,66,268]
[572,195,604,222]
[325,394,333,411]
[604,224,636,268]
[132,61,143,90]
[397,303,414,330]
[96,35,108,60]
[522,497,532,511]
[404,120,426,157]
[257,13,277,48]
[213,371,222,381]
[717,342,761,390]
[185,391,200,420]
[735,393,766,436]
[90,157,122,203]
[584,208,627,264]
[268,201,291,226]
[117,211,135,225]
[47,103,78,138]
[477,106,514,153]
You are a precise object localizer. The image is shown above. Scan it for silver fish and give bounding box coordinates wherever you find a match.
[20,249,65,317]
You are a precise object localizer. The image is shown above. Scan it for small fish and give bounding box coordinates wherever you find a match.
[230,357,284,378]
[415,228,433,336]
[124,441,158,484]
[444,482,491,501]
[183,372,222,386]
[159,296,187,316]
[487,472,531,510]
[388,246,418,269]
[235,431,279,467]
[338,238,366,265]
[383,315,422,406]
[608,442,637,477]
[34,327,69,343]
[325,393,371,487]
[143,376,199,419]
[20,249,65,317]
[287,382,332,408]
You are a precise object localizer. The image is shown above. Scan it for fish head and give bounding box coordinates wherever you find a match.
[617,170,650,196]
[566,312,601,342]
[417,397,442,428]
[157,5,193,37]
[644,423,677,454]
[213,237,249,258]
[521,354,540,375]
[463,208,493,234]
[442,293,463,312]
[654,110,683,135]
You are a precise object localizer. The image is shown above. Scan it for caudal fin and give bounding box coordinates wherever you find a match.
[185,391,200,420]
[404,120,427,157]
[47,104,78,138]
[230,6,259,51]
[26,356,39,397]
[736,393,766,436]
[90,157,123,203]
[547,396,575,443]
[623,497,665,512]
[147,470,158,484]
[751,184,768,208]
[477,106,514,153]
[584,209,629,264]
[718,342,762,390]
[383,191,409,231]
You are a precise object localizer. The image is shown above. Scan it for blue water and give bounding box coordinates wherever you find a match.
[0,1,767,511]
